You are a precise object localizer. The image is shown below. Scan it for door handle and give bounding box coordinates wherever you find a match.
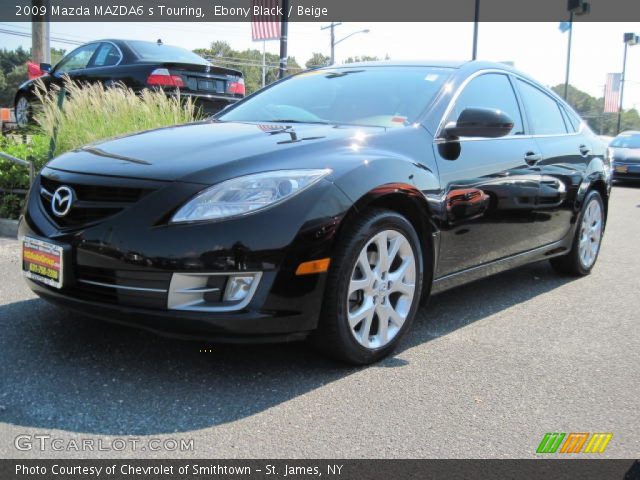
[524,152,542,166]
[579,144,591,156]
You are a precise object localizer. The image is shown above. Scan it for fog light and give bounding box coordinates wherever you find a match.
[224,275,255,302]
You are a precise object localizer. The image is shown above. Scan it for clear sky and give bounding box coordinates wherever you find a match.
[1,21,639,108]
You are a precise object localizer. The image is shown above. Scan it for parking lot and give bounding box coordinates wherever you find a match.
[0,185,638,459]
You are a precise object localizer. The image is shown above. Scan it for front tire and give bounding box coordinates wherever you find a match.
[550,190,605,276]
[312,209,424,365]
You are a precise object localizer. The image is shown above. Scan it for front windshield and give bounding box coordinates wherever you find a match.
[219,66,452,128]
[611,133,640,149]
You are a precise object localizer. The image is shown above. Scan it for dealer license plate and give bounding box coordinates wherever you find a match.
[22,236,64,289]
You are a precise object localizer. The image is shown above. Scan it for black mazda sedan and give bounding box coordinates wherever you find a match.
[14,39,244,126]
[19,61,611,364]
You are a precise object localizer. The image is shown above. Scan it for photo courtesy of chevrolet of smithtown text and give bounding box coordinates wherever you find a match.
[0,0,639,478]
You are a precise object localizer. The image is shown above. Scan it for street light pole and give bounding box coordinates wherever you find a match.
[616,41,629,135]
[472,0,480,60]
[563,0,590,100]
[617,33,639,134]
[563,12,573,99]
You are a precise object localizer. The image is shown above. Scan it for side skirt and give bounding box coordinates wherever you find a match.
[431,239,570,295]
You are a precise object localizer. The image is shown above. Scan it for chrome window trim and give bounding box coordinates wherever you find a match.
[433,68,585,144]
[85,41,124,69]
[54,41,123,74]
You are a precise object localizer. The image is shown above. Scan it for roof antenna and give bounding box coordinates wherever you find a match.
[157,38,163,45]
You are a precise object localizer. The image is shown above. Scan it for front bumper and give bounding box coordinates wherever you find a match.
[612,162,640,180]
[20,169,351,342]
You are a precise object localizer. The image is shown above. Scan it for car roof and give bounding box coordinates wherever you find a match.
[320,59,521,71]
[324,60,467,69]
[617,130,640,136]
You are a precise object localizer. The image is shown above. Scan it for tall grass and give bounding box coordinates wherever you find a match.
[34,77,203,157]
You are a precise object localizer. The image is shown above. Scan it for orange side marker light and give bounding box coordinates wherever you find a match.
[295,258,331,276]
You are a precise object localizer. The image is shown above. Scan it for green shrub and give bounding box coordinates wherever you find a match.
[0,193,23,220]
[34,77,204,157]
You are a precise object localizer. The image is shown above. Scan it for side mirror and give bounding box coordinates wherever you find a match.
[39,63,52,73]
[444,107,514,139]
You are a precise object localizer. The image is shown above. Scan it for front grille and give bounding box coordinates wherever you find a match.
[39,175,152,229]
[72,266,172,309]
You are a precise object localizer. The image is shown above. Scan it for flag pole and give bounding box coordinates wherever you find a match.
[262,40,266,87]
[279,0,288,79]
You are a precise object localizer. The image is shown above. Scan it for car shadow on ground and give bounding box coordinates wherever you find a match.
[0,261,575,435]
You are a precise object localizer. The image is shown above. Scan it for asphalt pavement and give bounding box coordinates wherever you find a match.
[0,185,638,459]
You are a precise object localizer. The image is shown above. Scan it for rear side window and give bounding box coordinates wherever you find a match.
[449,73,524,135]
[562,106,582,132]
[92,43,122,67]
[516,80,567,135]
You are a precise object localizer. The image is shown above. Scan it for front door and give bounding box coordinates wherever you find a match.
[433,72,544,277]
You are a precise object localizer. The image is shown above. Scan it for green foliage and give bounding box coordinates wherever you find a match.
[194,41,302,94]
[34,77,204,157]
[551,83,640,136]
[0,193,23,220]
[306,53,330,68]
[343,55,381,64]
[0,134,49,219]
[0,47,66,107]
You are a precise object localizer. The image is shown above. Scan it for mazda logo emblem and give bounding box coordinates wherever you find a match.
[51,186,75,217]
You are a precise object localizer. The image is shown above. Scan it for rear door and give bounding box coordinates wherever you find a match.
[433,72,544,277]
[515,78,589,245]
[82,42,126,87]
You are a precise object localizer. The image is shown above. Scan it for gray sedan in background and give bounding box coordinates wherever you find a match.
[610,131,640,181]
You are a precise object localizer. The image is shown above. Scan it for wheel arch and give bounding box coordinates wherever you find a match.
[335,184,438,300]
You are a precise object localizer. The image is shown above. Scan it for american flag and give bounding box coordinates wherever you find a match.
[251,0,281,41]
[604,73,622,113]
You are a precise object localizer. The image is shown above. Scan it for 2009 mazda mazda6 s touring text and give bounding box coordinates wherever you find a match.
[20,61,611,364]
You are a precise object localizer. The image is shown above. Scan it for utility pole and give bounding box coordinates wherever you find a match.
[321,22,342,65]
[278,0,288,79]
[472,0,479,60]
[31,0,50,64]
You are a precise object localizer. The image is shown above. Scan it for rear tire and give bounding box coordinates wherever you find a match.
[15,95,34,127]
[311,209,424,365]
[550,190,604,276]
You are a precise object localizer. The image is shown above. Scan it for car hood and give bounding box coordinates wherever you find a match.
[46,121,385,184]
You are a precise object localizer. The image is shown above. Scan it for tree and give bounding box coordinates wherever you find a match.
[194,41,302,95]
[0,47,66,107]
[305,53,330,69]
[551,83,640,136]
[343,55,380,64]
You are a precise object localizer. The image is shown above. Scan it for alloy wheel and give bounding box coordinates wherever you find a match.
[347,229,417,349]
[578,198,603,269]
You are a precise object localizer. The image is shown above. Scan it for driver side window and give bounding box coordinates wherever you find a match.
[55,43,100,75]
[450,73,524,136]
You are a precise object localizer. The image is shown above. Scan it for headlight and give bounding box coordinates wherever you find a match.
[170,169,331,223]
